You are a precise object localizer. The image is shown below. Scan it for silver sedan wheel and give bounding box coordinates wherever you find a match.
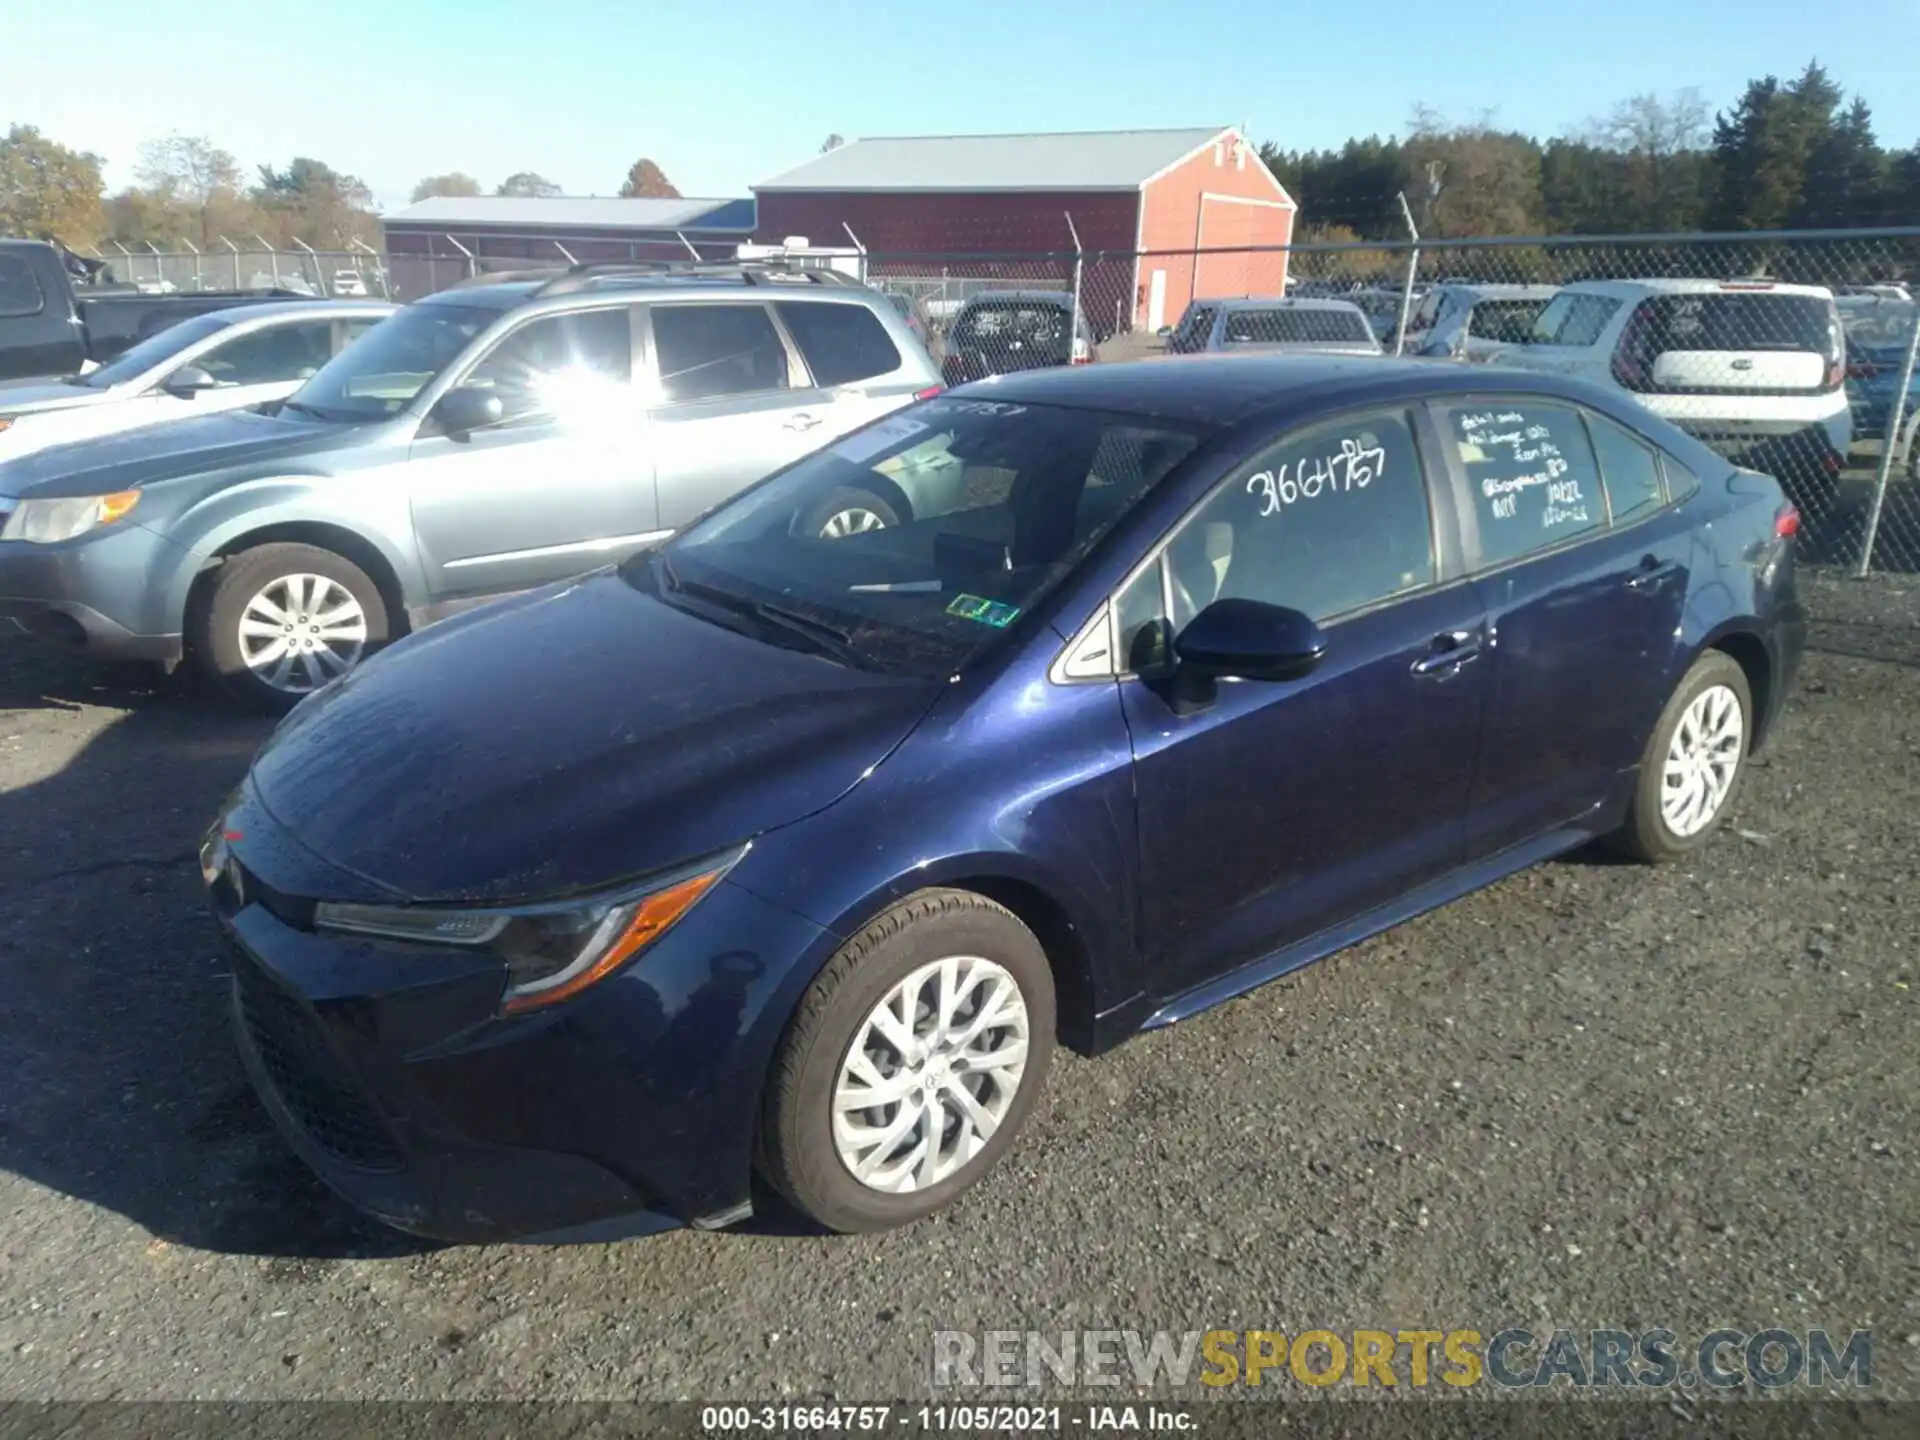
[1660,683,1745,838]
[237,573,368,694]
[832,956,1030,1193]
[819,506,888,539]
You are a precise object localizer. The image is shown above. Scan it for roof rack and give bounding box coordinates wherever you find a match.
[530,259,868,298]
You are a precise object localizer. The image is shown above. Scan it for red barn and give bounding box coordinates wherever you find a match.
[753,126,1295,333]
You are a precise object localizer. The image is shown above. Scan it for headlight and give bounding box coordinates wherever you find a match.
[1,491,141,544]
[312,847,744,1013]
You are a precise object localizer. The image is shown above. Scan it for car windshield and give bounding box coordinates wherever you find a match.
[283,302,493,420]
[644,399,1207,676]
[1221,308,1373,345]
[72,312,233,388]
[1838,299,1918,352]
[1466,299,1552,342]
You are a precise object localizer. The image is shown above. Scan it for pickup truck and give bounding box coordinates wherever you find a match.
[0,239,312,384]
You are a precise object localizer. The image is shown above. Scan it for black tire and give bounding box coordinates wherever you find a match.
[193,542,389,714]
[1608,651,1753,864]
[801,486,900,540]
[758,889,1055,1234]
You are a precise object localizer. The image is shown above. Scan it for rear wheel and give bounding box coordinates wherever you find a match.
[1609,651,1752,863]
[758,889,1054,1233]
[802,486,900,540]
[194,542,388,713]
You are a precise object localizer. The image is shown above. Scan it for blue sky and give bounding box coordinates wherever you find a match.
[11,0,1919,213]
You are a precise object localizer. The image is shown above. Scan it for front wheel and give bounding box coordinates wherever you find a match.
[1609,651,1753,863]
[194,542,389,713]
[758,890,1055,1233]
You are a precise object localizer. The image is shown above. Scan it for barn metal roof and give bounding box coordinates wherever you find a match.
[382,196,757,232]
[755,127,1238,193]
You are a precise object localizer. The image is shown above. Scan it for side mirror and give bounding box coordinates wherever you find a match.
[1174,598,1325,682]
[433,385,505,437]
[164,365,217,398]
[1155,326,1173,341]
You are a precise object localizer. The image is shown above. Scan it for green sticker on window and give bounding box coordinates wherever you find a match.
[946,593,1021,628]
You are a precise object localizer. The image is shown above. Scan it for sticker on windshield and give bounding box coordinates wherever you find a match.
[946,593,1021,628]
[833,416,929,465]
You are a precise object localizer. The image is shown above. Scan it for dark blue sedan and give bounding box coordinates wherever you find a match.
[202,355,1806,1242]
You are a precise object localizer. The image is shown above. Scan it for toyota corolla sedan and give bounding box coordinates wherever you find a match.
[203,356,1805,1243]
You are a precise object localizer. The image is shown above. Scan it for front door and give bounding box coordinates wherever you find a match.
[407,305,659,603]
[1120,405,1489,998]
[1428,397,1693,859]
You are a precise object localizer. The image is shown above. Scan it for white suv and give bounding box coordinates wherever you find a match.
[1491,279,1850,510]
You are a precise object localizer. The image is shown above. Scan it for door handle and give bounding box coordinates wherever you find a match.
[784,412,823,432]
[1410,629,1485,677]
[1626,556,1681,592]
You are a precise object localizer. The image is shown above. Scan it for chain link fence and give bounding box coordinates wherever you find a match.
[855,228,1920,575]
[82,244,393,300]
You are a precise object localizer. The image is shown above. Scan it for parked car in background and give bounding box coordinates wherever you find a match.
[1397,282,1559,360]
[1345,286,1408,345]
[879,290,932,347]
[201,355,1802,1243]
[1839,296,1920,484]
[0,239,316,384]
[1489,279,1851,513]
[0,262,940,709]
[939,291,1092,384]
[1169,297,1382,357]
[0,301,392,466]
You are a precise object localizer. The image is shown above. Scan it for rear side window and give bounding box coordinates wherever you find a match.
[1468,300,1550,343]
[1445,402,1604,566]
[0,254,45,318]
[1530,293,1622,347]
[1221,308,1373,345]
[775,301,901,387]
[651,303,790,402]
[1585,413,1665,524]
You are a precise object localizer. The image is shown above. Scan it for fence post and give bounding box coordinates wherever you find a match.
[1854,297,1920,576]
[1392,193,1420,357]
[350,238,390,299]
[1063,212,1084,356]
[441,233,476,281]
[217,236,240,288]
[290,237,320,295]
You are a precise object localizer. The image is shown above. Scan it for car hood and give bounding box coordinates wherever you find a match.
[0,381,104,417]
[246,570,945,905]
[0,406,374,500]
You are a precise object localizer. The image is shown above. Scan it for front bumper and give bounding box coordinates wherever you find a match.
[207,808,836,1244]
[0,525,186,663]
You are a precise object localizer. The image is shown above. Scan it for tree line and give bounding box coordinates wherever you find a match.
[1261,63,1918,245]
[0,126,688,253]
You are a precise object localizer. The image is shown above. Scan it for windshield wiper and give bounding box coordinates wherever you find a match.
[659,566,873,668]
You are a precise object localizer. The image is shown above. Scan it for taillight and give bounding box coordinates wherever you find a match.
[913,385,944,400]
[1775,504,1801,538]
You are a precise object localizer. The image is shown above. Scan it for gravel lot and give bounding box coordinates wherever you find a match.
[0,572,1915,1405]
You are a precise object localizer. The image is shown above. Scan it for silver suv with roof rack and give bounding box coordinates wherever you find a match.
[0,260,942,710]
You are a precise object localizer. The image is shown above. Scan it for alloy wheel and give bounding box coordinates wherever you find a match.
[832,955,1030,1193]
[818,506,889,539]
[1660,683,1745,838]
[237,573,369,694]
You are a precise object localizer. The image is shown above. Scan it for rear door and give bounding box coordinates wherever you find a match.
[407,304,659,601]
[1433,396,1694,859]
[644,300,829,531]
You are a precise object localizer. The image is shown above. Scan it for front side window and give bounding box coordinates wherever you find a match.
[775,301,901,387]
[0,254,44,318]
[194,319,334,386]
[1529,292,1622,348]
[1586,412,1665,524]
[463,307,631,423]
[78,312,231,388]
[1121,410,1435,668]
[1445,401,1604,566]
[650,399,1204,675]
[651,303,791,402]
[287,301,496,420]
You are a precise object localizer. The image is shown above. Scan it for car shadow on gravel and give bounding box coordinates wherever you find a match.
[0,646,438,1259]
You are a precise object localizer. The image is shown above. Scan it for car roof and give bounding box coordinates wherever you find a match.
[1558,278,1835,300]
[1435,283,1560,301]
[202,299,397,323]
[958,353,1605,427]
[1215,297,1368,314]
